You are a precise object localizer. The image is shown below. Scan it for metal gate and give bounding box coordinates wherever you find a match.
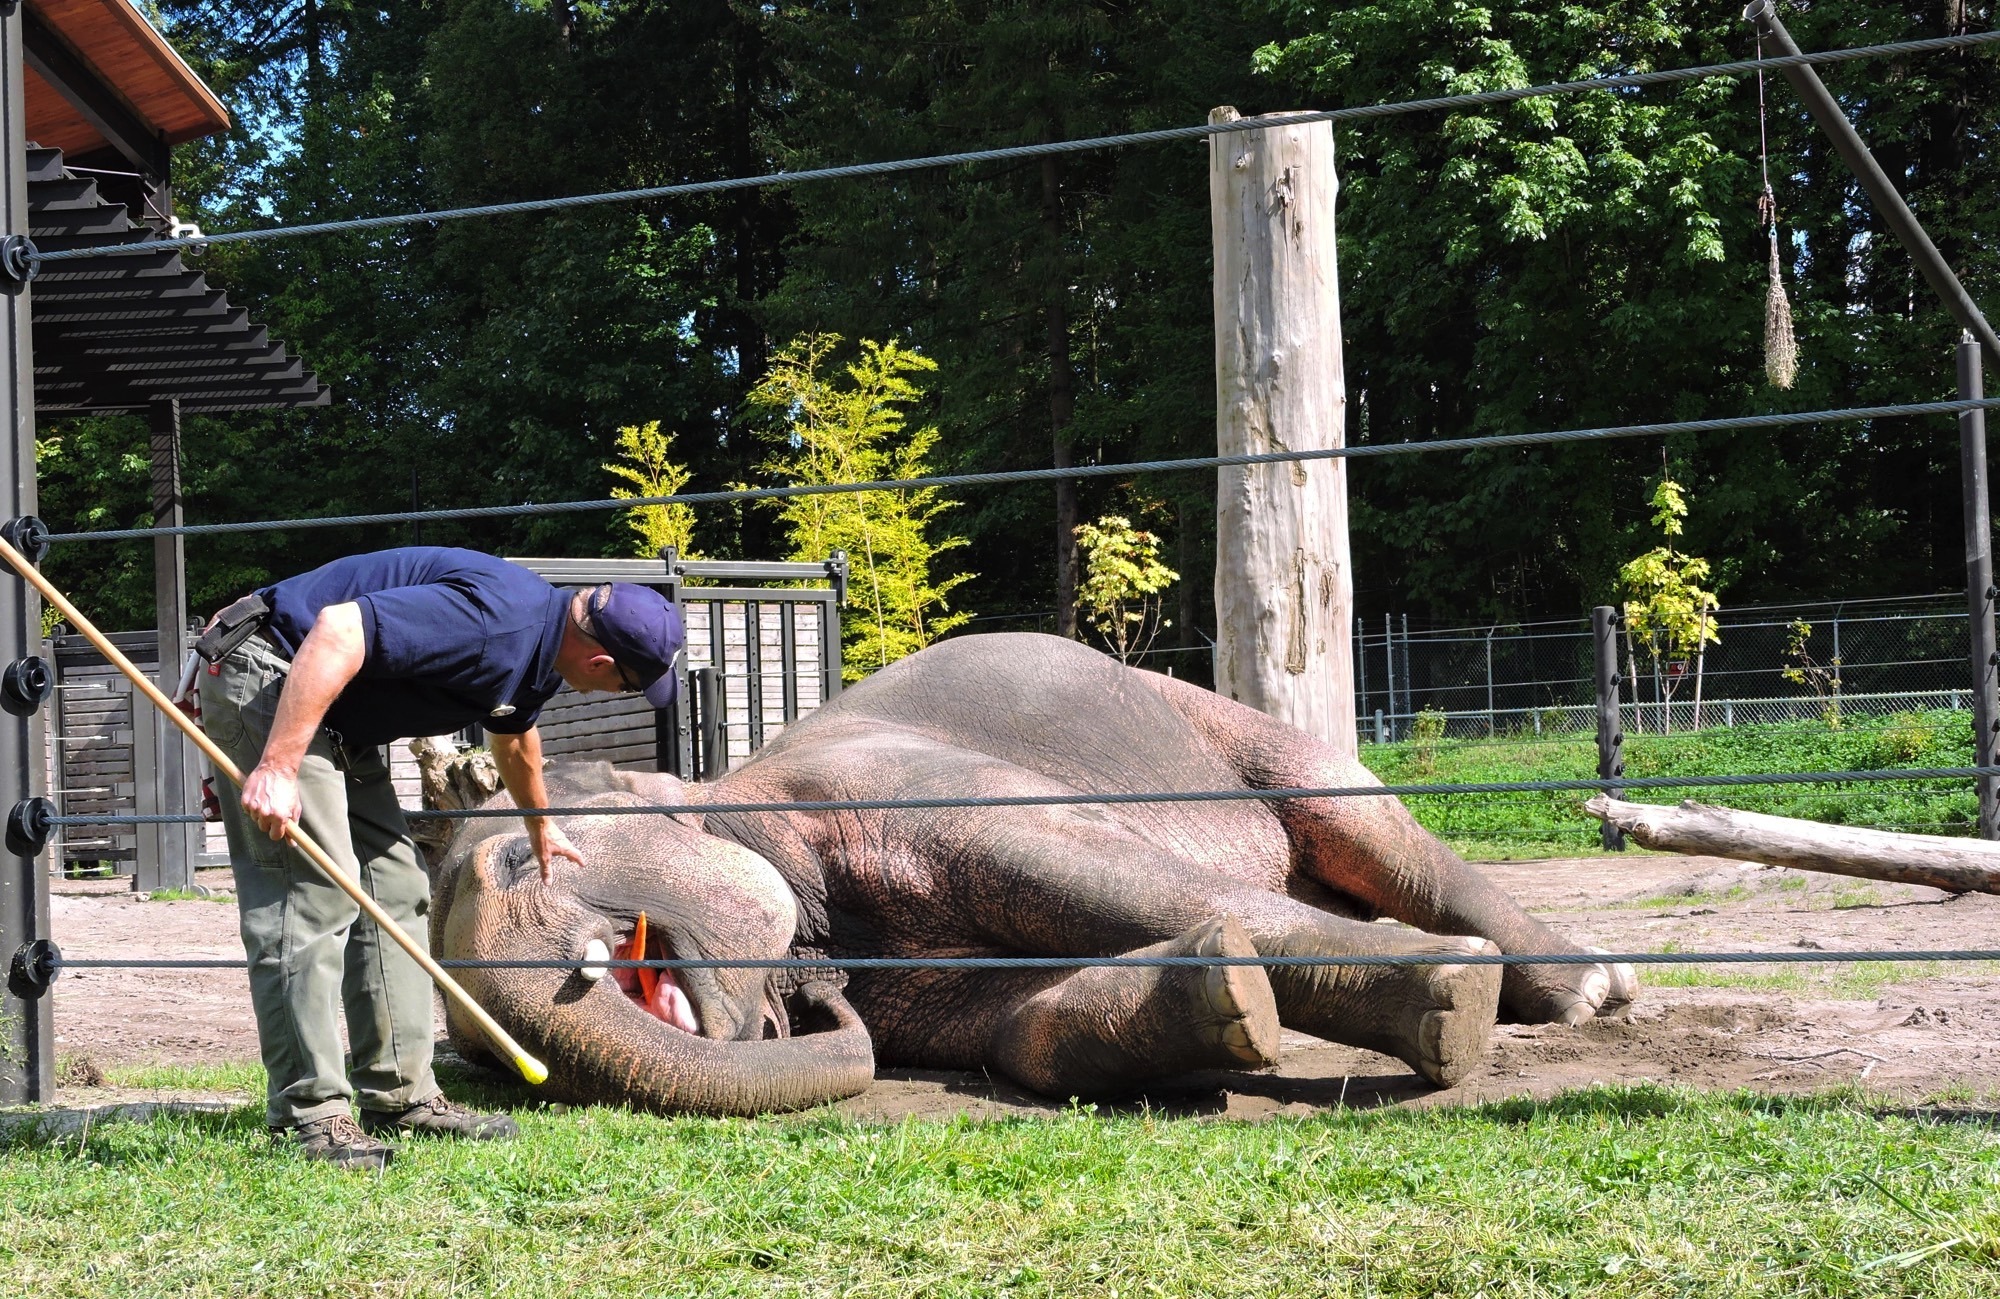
[512,550,847,779]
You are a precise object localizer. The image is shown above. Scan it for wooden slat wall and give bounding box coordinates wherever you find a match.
[51,668,133,860]
[534,690,660,771]
[50,632,150,865]
[535,596,832,770]
[48,632,424,872]
[684,599,830,760]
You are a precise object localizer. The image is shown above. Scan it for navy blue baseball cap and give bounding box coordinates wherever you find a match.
[587,583,685,708]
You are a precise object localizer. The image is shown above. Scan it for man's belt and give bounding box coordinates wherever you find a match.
[193,592,272,664]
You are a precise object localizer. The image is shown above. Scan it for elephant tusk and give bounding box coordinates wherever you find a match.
[579,938,611,982]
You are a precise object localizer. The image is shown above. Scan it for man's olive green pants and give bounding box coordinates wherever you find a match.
[200,636,441,1129]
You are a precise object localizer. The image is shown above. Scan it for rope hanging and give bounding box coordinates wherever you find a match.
[1758,37,1800,390]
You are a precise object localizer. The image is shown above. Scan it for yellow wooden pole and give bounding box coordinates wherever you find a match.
[0,535,547,1085]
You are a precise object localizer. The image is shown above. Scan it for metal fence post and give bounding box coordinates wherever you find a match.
[1398,613,1411,725]
[693,666,727,780]
[1958,334,2000,838]
[1380,613,1392,739]
[1484,625,1496,735]
[1593,606,1626,851]
[148,398,194,890]
[0,5,53,1104]
[1354,619,1367,725]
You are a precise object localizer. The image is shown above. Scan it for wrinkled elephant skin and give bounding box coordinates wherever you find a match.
[431,634,1636,1113]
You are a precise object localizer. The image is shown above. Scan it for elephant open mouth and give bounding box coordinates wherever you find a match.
[431,776,878,1114]
[608,913,702,1035]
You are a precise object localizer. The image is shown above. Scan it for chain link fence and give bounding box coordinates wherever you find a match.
[1355,594,1971,742]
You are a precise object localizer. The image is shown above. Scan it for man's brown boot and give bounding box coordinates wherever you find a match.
[273,1114,396,1170]
[360,1094,520,1141]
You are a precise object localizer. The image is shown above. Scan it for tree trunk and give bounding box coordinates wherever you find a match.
[1042,155,1079,638]
[1583,796,2000,895]
[1208,108,1354,754]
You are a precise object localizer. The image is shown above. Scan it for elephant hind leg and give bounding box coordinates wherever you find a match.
[1262,928,1502,1087]
[1138,669,1635,1025]
[854,918,1279,1099]
[993,917,1279,1098]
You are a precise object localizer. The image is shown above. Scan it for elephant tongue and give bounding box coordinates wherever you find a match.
[612,912,701,1035]
[643,972,701,1034]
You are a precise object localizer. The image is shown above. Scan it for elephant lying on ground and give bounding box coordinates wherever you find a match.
[432,634,1636,1113]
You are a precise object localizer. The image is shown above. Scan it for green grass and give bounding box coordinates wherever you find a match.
[144,887,229,903]
[95,1060,266,1093]
[5,1078,2000,1296]
[1615,883,1757,910]
[1360,710,1979,859]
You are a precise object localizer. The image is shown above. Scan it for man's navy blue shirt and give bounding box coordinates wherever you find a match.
[257,547,569,747]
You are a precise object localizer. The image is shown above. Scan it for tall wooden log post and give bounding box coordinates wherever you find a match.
[1209,107,1355,755]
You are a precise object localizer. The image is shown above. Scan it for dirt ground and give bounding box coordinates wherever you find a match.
[37,854,2000,1118]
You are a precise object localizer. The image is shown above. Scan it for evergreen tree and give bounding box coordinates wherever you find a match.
[765,0,1275,651]
[1256,0,2000,621]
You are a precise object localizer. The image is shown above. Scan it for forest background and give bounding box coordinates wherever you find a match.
[31,0,2000,684]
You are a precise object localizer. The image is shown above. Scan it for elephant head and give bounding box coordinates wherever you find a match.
[429,763,874,1114]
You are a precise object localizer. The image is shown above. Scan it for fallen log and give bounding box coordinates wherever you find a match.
[1582,795,2000,895]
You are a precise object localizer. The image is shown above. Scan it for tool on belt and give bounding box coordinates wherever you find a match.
[192,591,271,664]
[0,534,549,1087]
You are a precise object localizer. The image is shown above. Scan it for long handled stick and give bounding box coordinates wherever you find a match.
[0,536,548,1085]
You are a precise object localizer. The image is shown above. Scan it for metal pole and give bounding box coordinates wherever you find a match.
[0,4,52,1104]
[147,399,193,891]
[1743,1,2000,368]
[1399,613,1411,728]
[1593,606,1626,851]
[1354,618,1367,730]
[1959,334,2000,838]
[1382,612,1393,739]
[1485,626,1496,736]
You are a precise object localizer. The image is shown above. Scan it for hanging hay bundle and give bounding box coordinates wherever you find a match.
[1764,228,1798,389]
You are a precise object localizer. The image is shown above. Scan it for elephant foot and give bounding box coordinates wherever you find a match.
[1188,916,1282,1068]
[1502,945,1638,1026]
[991,916,1279,1097]
[1381,937,1502,1088]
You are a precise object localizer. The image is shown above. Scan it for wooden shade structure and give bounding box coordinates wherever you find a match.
[24,0,228,175]
[18,3,324,413]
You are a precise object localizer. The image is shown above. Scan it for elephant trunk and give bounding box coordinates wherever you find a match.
[513,978,875,1116]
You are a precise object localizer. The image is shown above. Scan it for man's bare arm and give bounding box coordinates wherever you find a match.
[240,601,365,839]
[490,726,585,881]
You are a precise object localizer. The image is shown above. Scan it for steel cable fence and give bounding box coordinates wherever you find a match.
[42,397,2000,545]
[22,31,2000,269]
[36,766,2000,829]
[46,950,2000,973]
